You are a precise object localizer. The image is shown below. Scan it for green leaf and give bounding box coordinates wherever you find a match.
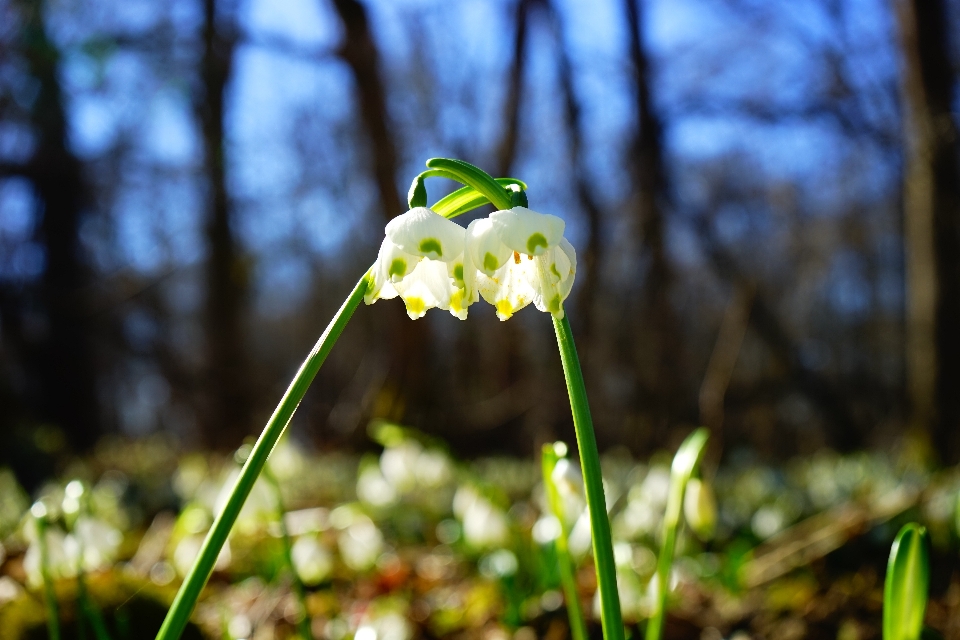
[672,427,710,479]
[432,178,527,218]
[884,523,930,640]
[426,158,513,210]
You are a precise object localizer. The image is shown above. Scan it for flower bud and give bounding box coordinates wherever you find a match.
[683,478,717,541]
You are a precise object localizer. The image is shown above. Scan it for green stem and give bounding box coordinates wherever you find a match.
[425,158,513,210]
[541,444,588,640]
[646,428,709,640]
[263,467,313,640]
[35,511,61,640]
[155,274,369,640]
[77,571,111,640]
[552,316,623,640]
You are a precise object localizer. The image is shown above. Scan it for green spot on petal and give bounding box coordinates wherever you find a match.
[548,295,562,314]
[389,258,407,278]
[419,238,442,257]
[454,264,464,283]
[484,252,499,272]
[527,233,548,255]
[550,262,561,278]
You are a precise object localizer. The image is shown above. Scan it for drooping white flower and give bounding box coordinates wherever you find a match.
[365,207,471,320]
[463,207,576,320]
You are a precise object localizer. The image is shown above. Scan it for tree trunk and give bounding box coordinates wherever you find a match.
[15,0,101,451]
[330,0,429,425]
[623,0,684,429]
[494,0,533,178]
[331,0,404,222]
[894,0,960,461]
[197,0,251,448]
[547,0,604,335]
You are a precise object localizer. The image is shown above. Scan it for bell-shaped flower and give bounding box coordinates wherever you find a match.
[365,207,471,319]
[464,207,576,320]
[683,477,717,541]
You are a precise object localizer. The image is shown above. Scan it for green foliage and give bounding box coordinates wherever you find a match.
[884,523,930,640]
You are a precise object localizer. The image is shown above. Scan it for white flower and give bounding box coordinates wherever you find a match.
[291,535,333,585]
[365,207,470,320]
[463,207,576,320]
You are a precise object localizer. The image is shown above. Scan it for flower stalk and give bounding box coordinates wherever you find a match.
[65,482,111,640]
[32,503,61,640]
[646,427,710,640]
[541,442,588,640]
[553,315,624,640]
[155,274,369,640]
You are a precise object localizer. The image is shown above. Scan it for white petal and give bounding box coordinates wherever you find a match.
[461,247,480,308]
[533,240,577,318]
[555,237,577,300]
[393,259,456,320]
[385,207,465,261]
[447,254,471,320]
[365,238,417,304]
[490,207,565,256]
[533,253,563,318]
[465,218,513,276]
[478,255,538,321]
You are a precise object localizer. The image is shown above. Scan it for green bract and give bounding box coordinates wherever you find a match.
[883,523,930,640]
[414,175,527,218]
[425,158,513,210]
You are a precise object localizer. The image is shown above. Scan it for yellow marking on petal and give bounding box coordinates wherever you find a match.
[496,300,514,320]
[419,238,442,257]
[389,258,407,279]
[484,252,499,272]
[450,289,466,315]
[527,232,548,255]
[404,296,426,318]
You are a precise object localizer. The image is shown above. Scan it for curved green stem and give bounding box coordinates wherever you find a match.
[552,316,623,640]
[155,274,369,640]
[433,178,527,219]
[542,443,588,640]
[425,158,513,210]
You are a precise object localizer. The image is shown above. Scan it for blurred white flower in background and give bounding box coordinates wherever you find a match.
[68,516,123,571]
[23,526,70,588]
[291,535,333,586]
[331,506,384,571]
[453,486,509,549]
